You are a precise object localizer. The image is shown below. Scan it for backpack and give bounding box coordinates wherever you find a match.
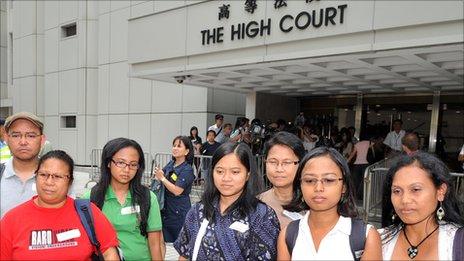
[453,227,463,261]
[285,217,366,260]
[74,199,104,261]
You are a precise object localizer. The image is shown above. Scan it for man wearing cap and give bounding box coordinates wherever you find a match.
[0,118,12,163]
[0,112,45,218]
[208,114,224,136]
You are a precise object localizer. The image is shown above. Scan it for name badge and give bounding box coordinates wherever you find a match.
[56,229,81,242]
[283,210,303,221]
[121,205,140,215]
[229,221,249,233]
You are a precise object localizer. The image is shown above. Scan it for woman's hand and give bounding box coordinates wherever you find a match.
[153,166,165,181]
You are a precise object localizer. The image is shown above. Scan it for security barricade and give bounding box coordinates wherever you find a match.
[451,172,464,203]
[362,157,397,223]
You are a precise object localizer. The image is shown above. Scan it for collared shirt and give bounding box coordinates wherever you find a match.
[174,201,280,260]
[383,130,406,151]
[162,160,195,223]
[0,158,37,218]
[292,212,372,260]
[82,186,162,260]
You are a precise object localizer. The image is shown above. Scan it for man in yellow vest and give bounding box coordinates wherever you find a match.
[0,118,12,163]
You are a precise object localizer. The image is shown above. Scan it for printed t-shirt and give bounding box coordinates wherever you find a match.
[0,196,118,260]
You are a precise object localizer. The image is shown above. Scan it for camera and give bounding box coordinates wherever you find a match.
[174,76,185,84]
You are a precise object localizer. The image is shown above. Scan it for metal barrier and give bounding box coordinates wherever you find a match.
[362,157,397,223]
[88,148,153,188]
[451,172,464,202]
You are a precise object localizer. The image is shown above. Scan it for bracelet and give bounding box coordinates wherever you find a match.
[160,177,166,182]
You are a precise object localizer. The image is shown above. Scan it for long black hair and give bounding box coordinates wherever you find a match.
[381,152,464,230]
[201,142,263,220]
[37,150,75,184]
[91,138,151,237]
[171,135,194,165]
[283,146,358,218]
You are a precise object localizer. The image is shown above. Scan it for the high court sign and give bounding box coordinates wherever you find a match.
[201,0,348,45]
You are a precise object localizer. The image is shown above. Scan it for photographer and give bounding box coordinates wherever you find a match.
[230,117,251,144]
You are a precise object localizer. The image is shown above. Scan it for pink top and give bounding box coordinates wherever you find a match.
[354,140,370,165]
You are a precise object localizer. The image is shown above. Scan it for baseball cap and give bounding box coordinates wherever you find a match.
[5,112,44,133]
[215,114,224,120]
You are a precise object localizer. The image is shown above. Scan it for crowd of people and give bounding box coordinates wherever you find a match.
[0,111,463,260]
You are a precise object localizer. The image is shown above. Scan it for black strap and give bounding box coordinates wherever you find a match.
[453,227,464,261]
[349,218,367,261]
[75,199,103,261]
[285,219,300,255]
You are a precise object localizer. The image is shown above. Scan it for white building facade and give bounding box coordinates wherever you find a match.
[2,0,463,164]
[2,0,246,164]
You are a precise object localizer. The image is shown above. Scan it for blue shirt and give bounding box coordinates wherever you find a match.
[162,160,195,222]
[174,201,280,260]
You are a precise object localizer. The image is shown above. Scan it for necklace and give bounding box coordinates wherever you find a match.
[403,225,439,259]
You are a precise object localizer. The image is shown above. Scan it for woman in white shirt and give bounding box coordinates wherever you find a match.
[277,147,382,260]
[380,152,464,260]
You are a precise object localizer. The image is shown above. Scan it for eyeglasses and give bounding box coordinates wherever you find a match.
[36,172,70,182]
[302,177,343,187]
[265,159,299,169]
[111,159,139,170]
[8,132,41,141]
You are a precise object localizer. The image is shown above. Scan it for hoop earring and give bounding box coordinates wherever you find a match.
[436,201,445,221]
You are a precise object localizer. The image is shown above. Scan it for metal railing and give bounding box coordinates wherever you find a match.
[362,157,397,223]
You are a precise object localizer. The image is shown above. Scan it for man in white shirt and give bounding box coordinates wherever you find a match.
[208,114,224,136]
[383,119,406,156]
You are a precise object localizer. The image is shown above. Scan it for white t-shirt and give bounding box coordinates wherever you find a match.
[383,130,406,151]
[208,124,222,135]
[292,212,372,260]
[381,223,459,260]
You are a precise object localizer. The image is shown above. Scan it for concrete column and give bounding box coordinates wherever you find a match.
[354,93,363,140]
[428,91,440,153]
[245,91,256,120]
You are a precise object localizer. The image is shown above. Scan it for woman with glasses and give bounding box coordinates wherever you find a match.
[174,142,280,260]
[380,152,463,260]
[1,150,120,260]
[82,138,163,260]
[259,131,306,228]
[152,136,195,243]
[277,147,382,260]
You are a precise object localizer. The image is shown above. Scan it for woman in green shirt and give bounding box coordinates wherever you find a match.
[82,138,163,260]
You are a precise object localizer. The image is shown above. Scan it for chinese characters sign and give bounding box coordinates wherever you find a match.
[202,0,347,45]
